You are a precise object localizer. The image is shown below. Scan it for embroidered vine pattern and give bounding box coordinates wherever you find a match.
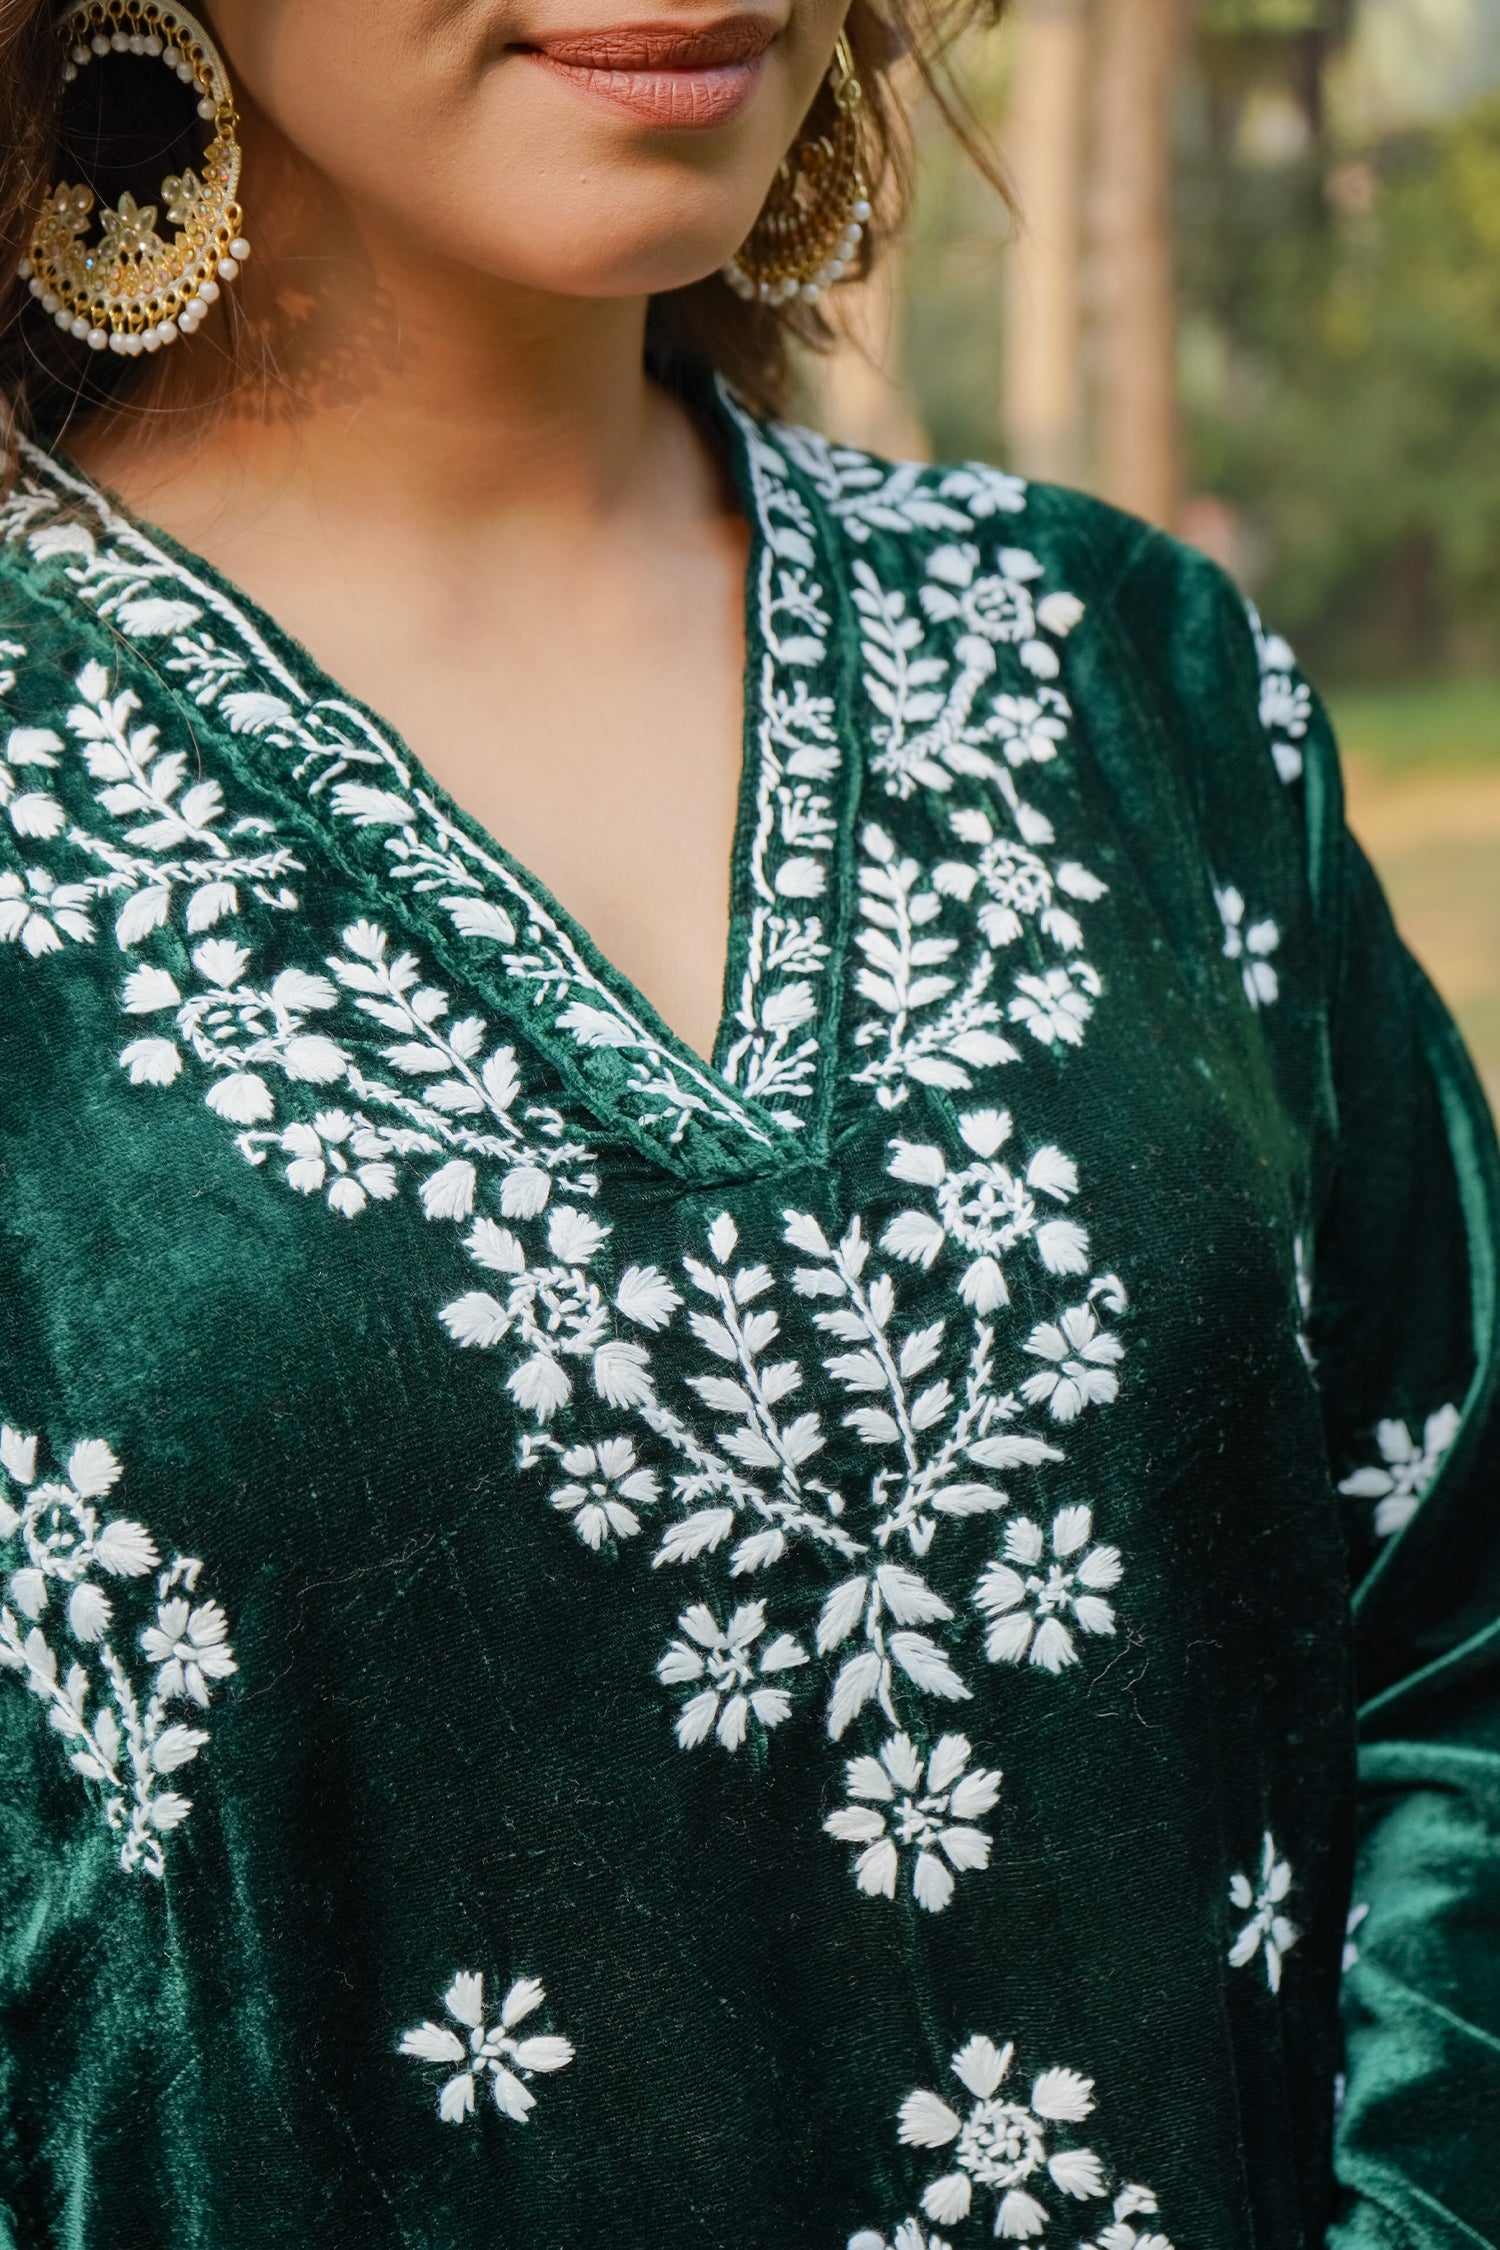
[0,426,1135,1922]
[847,532,1110,1110]
[0,453,779,1153]
[719,408,843,1122]
[851,2032,1172,2246]
[398,1969,574,2126]
[1338,1402,1460,1537]
[0,1425,236,1876]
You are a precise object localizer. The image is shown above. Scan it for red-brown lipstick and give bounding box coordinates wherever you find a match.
[516,14,780,127]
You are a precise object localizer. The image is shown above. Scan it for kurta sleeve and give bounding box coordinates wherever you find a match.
[1293,671,1500,2248]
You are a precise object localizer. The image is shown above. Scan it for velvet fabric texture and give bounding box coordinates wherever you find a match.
[0,392,1495,2250]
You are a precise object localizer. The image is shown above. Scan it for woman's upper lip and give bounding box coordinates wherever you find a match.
[517,14,780,68]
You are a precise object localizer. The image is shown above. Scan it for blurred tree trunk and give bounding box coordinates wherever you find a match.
[1002,0,1090,484]
[1088,0,1181,526]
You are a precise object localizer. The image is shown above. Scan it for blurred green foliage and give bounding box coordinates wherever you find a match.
[1179,88,1500,680]
[1327,672,1500,765]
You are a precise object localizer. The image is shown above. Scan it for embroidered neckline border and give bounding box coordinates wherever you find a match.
[10,399,856,1183]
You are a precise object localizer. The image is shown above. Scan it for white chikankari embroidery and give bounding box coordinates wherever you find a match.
[656,1599,809,1750]
[824,1731,1001,1912]
[0,863,95,953]
[1338,1403,1461,1537]
[850,2225,953,2250]
[847,526,1109,1111]
[718,405,842,1123]
[1247,603,1312,785]
[854,2032,1166,2244]
[0,1425,236,1876]
[398,1970,574,2125]
[1020,1290,1127,1422]
[1081,2184,1176,2250]
[1215,886,1280,1009]
[3,456,777,1154]
[1228,1832,1300,1992]
[1,426,1140,1917]
[882,1109,1090,1314]
[974,1510,1121,1672]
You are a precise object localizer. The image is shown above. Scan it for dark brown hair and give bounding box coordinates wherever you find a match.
[0,0,1008,446]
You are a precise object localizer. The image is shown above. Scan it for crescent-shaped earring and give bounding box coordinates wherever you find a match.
[19,1,250,358]
[723,32,873,307]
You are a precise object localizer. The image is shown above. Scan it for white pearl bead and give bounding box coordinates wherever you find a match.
[197,278,220,302]
[70,43,88,63]
[217,258,239,280]
[129,35,145,54]
[87,328,108,351]
[40,290,58,313]
[16,257,31,280]
[197,97,215,120]
[126,333,145,356]
[108,332,127,355]
[228,237,251,262]
[110,30,128,49]
[175,59,193,81]
[852,199,872,223]
[63,62,77,81]
[825,259,845,281]
[27,277,43,300]
[145,34,162,54]
[54,309,71,330]
[68,314,88,338]
[801,282,822,302]
[157,320,179,344]
[91,34,109,55]
[142,330,162,353]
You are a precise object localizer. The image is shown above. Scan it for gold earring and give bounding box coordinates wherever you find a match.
[723,32,872,307]
[20,1,249,359]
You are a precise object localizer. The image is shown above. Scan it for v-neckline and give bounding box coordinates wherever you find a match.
[29,385,859,1185]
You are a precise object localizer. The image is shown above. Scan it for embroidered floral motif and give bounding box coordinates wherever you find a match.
[1081,2184,1176,2250]
[0,864,94,954]
[1338,1403,1461,1537]
[0,1425,235,1876]
[856,2032,1164,2243]
[1215,887,1280,1009]
[824,1730,1002,1913]
[845,525,1107,1110]
[656,1598,809,1749]
[974,1509,1121,1672]
[398,1969,574,2125]
[1247,603,1312,785]
[0,424,1138,1919]
[2,456,780,1155]
[1228,1832,1299,1991]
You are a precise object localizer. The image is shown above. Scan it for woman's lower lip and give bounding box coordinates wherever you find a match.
[525,50,764,127]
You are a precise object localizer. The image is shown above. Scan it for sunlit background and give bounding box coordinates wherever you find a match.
[804,0,1500,1113]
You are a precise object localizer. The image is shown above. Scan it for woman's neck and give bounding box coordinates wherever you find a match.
[65,94,709,548]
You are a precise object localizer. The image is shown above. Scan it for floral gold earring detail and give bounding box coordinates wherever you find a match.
[19,1,249,357]
[723,32,872,307]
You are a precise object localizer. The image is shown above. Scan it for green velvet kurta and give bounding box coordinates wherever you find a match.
[0,390,1495,2250]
